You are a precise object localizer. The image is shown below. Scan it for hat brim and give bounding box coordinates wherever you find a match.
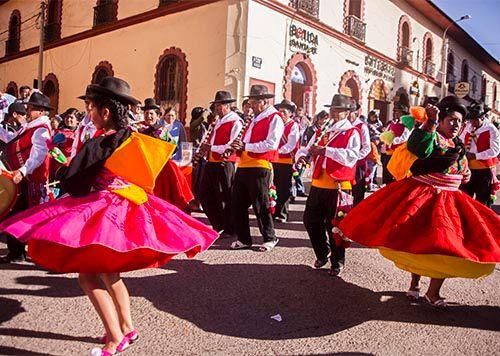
[275,104,296,113]
[25,101,53,110]
[141,105,161,111]
[244,94,275,99]
[87,84,140,105]
[324,104,351,110]
[210,99,237,104]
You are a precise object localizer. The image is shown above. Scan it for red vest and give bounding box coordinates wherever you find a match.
[465,130,498,167]
[388,121,406,149]
[278,120,299,159]
[312,127,360,181]
[244,113,280,161]
[211,120,240,162]
[6,124,50,184]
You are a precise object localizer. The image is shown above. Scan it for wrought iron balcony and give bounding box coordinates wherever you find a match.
[344,15,366,43]
[93,1,118,27]
[398,46,413,66]
[44,22,61,43]
[423,59,436,77]
[5,38,19,56]
[289,0,319,18]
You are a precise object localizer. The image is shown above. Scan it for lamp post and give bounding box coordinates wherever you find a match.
[440,15,471,99]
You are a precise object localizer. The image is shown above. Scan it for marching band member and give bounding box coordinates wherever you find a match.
[461,102,500,207]
[198,91,243,238]
[339,96,499,308]
[0,93,52,263]
[230,85,284,252]
[348,100,371,206]
[296,94,361,276]
[273,99,300,223]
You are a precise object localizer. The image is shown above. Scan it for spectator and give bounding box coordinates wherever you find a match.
[163,107,187,161]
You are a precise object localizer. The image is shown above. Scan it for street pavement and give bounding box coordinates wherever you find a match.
[0,196,499,356]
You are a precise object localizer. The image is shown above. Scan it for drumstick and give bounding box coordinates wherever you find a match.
[45,181,60,187]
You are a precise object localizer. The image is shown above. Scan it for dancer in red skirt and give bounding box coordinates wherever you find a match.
[339,96,500,308]
[0,77,218,355]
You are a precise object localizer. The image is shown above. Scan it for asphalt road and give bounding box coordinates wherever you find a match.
[0,197,499,356]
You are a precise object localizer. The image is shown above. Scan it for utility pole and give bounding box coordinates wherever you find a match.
[37,0,46,90]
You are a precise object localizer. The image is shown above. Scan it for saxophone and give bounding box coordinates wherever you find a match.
[192,116,218,165]
[221,115,253,160]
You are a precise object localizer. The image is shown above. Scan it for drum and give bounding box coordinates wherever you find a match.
[0,160,18,220]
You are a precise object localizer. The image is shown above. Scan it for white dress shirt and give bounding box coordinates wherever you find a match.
[278,120,300,155]
[70,114,97,158]
[243,105,284,152]
[466,121,500,160]
[210,111,243,154]
[296,118,361,168]
[352,117,371,160]
[0,115,51,176]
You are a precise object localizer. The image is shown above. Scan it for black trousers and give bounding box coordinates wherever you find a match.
[199,161,235,234]
[381,153,395,185]
[303,186,345,268]
[232,167,276,245]
[1,181,29,259]
[272,163,293,220]
[352,164,366,207]
[461,168,493,207]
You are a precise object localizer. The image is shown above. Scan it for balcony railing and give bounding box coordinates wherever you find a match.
[5,38,19,56]
[44,22,61,43]
[344,15,366,43]
[289,0,319,18]
[423,59,436,77]
[159,0,181,5]
[398,46,413,66]
[93,1,118,27]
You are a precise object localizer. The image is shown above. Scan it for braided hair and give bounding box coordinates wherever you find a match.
[92,95,129,130]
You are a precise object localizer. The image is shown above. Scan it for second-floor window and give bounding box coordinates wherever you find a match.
[45,0,62,43]
[422,33,435,77]
[290,0,320,18]
[446,52,455,83]
[461,60,469,82]
[397,16,412,66]
[94,0,118,27]
[344,0,366,43]
[6,10,21,56]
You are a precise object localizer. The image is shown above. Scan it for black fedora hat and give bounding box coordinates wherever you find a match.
[325,94,353,110]
[85,77,140,105]
[141,98,160,111]
[437,95,467,118]
[244,85,275,99]
[8,102,27,115]
[275,99,297,113]
[77,85,92,100]
[211,90,237,104]
[466,101,490,120]
[25,92,53,110]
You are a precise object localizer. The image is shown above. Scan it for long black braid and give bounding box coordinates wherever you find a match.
[92,96,129,130]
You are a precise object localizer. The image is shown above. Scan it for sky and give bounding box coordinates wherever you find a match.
[432,0,500,61]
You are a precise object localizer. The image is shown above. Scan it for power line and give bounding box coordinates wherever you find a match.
[0,12,40,37]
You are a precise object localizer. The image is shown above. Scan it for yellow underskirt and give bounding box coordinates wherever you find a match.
[379,248,495,279]
[111,184,148,205]
[237,151,272,170]
[208,152,223,163]
[469,159,494,170]
[311,169,351,190]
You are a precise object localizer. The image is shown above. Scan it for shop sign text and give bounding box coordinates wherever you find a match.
[364,55,395,82]
[289,24,318,55]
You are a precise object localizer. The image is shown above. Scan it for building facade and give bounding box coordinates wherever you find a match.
[1,0,499,124]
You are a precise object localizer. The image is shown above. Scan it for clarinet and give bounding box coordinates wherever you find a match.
[192,117,218,165]
[296,118,335,170]
[221,115,253,160]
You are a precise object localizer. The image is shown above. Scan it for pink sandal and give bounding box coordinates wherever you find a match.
[92,336,130,355]
[100,330,139,345]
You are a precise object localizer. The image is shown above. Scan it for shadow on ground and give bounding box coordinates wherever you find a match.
[1,260,498,341]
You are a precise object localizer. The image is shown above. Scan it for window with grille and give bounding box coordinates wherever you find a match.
[289,0,319,18]
[156,55,182,102]
[6,10,21,56]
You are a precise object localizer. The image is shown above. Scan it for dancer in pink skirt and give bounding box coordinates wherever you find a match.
[0,77,218,355]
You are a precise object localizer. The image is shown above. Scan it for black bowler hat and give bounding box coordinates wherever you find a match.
[211,90,237,104]
[141,98,160,111]
[437,95,467,118]
[25,92,53,110]
[80,77,140,105]
[8,102,26,115]
[244,85,275,99]
[77,85,92,100]
[275,99,297,113]
[325,94,354,110]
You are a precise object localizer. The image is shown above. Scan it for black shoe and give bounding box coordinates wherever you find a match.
[313,257,329,269]
[329,265,344,276]
[0,254,26,263]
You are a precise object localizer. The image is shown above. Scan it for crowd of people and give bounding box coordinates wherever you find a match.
[0,78,499,355]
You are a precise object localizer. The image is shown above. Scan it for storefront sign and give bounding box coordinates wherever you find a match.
[252,56,262,69]
[454,82,470,98]
[364,55,395,82]
[289,24,318,55]
[410,81,419,96]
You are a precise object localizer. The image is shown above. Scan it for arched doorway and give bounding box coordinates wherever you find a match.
[368,79,390,124]
[42,73,59,116]
[283,53,317,117]
[92,60,114,84]
[339,70,362,109]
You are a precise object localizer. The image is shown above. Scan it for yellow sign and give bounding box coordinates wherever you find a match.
[454,82,470,98]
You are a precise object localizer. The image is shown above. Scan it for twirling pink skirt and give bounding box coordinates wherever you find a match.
[1,190,218,273]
